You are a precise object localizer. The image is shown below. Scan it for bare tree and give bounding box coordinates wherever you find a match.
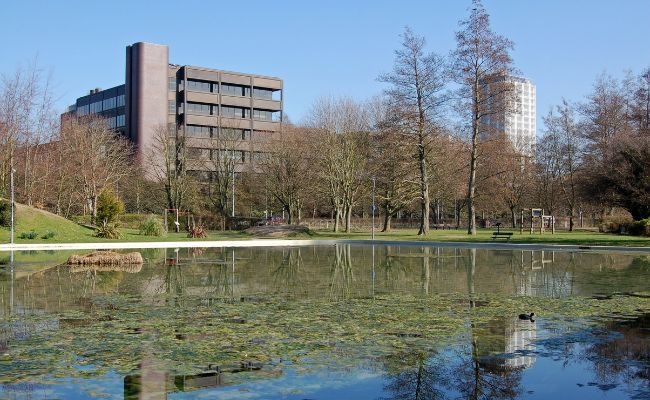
[366,96,419,231]
[258,124,313,224]
[61,116,133,224]
[451,0,515,234]
[306,96,370,233]
[148,124,192,215]
[542,100,585,231]
[379,27,448,235]
[201,126,244,222]
[0,61,57,204]
[633,68,650,136]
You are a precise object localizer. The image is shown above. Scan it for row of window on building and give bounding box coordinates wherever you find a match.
[174,78,280,101]
[185,126,253,140]
[173,101,280,121]
[106,114,126,129]
[77,94,125,116]
[186,148,265,164]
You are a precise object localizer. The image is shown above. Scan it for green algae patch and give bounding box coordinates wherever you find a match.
[1,290,648,384]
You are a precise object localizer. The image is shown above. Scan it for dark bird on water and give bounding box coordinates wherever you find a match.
[519,312,535,321]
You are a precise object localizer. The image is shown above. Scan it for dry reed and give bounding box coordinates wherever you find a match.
[67,251,143,267]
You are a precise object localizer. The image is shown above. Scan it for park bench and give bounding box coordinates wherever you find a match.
[492,222,513,241]
[492,231,513,241]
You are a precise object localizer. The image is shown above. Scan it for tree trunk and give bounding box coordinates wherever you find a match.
[467,96,479,235]
[333,207,340,232]
[418,143,430,236]
[90,194,98,225]
[382,212,392,232]
[345,205,352,233]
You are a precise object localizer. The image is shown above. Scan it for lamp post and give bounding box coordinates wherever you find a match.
[372,177,376,240]
[231,148,236,218]
[10,167,15,245]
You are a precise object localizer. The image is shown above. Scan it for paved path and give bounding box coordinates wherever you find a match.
[0,239,648,254]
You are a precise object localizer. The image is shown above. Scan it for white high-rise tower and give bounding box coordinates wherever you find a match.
[481,75,537,156]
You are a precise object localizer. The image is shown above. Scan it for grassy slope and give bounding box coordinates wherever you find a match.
[0,203,648,247]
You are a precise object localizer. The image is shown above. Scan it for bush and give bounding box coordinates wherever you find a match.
[19,230,38,240]
[188,225,207,238]
[95,221,122,239]
[139,215,165,237]
[41,230,56,239]
[96,188,124,225]
[628,219,650,236]
[120,214,150,230]
[0,199,10,227]
[599,214,633,233]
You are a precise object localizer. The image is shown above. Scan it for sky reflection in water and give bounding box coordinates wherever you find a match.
[0,244,648,399]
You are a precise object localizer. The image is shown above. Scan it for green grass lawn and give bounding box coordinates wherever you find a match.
[0,203,648,247]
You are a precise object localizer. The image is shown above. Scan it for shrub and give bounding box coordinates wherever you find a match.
[96,188,124,225]
[188,225,207,238]
[42,230,56,239]
[628,219,650,236]
[19,230,38,240]
[139,215,165,237]
[0,199,10,227]
[95,221,122,239]
[120,214,150,230]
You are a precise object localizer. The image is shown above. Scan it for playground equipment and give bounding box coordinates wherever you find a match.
[520,208,555,234]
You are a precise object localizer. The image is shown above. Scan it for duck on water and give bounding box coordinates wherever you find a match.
[518,312,535,321]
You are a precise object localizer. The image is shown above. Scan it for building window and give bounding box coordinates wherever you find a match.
[77,104,89,116]
[187,79,212,93]
[186,125,212,138]
[90,101,103,114]
[187,147,211,160]
[169,76,176,91]
[102,97,116,110]
[187,102,215,115]
[117,94,125,107]
[253,109,280,121]
[117,114,125,127]
[221,128,251,141]
[221,106,250,119]
[221,83,250,97]
[169,100,176,114]
[253,87,276,100]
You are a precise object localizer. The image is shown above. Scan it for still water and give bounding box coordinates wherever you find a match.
[0,244,648,399]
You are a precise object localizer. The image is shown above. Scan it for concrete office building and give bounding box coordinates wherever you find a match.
[64,42,283,178]
[480,75,536,157]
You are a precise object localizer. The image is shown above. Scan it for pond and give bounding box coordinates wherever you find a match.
[0,243,648,399]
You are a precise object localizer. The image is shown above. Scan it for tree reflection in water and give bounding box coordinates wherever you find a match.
[583,313,650,398]
[380,336,524,400]
[380,351,449,400]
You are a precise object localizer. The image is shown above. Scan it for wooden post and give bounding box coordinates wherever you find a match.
[552,216,555,234]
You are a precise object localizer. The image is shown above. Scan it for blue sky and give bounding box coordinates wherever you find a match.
[2,0,649,133]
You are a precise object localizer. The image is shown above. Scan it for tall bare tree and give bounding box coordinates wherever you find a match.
[201,126,245,221]
[149,124,192,214]
[61,116,133,224]
[451,0,515,234]
[306,96,370,233]
[542,100,585,231]
[366,96,418,231]
[379,27,447,235]
[258,124,313,224]
[579,68,650,220]
[0,61,57,203]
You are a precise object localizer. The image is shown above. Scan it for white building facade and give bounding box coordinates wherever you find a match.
[482,75,537,156]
